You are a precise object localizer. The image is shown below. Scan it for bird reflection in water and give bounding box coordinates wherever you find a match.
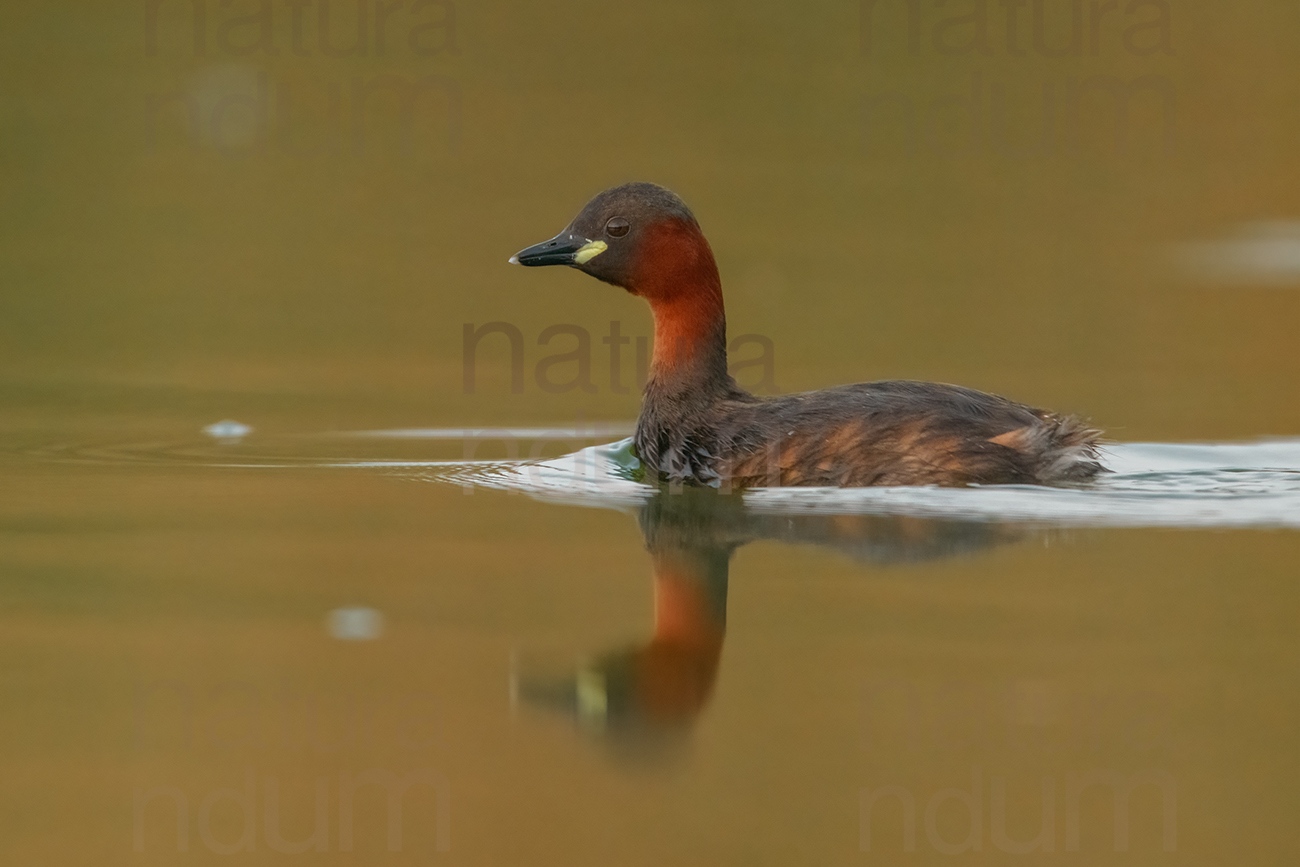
[512,488,1025,762]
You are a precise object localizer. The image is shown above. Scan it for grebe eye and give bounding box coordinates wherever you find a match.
[605,217,630,238]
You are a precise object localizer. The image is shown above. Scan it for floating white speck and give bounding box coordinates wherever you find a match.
[327,607,384,641]
[203,419,253,440]
[189,64,263,149]
[1173,221,1300,286]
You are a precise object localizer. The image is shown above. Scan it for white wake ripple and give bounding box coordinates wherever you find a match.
[418,437,1300,530]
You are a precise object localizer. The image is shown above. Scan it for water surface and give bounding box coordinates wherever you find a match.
[4,418,1298,864]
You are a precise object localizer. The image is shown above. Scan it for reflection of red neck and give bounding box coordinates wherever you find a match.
[650,549,726,650]
[628,548,726,721]
[632,219,728,384]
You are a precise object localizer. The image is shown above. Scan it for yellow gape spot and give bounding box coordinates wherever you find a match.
[573,240,608,265]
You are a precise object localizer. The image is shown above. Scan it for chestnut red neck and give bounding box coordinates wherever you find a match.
[631,219,730,392]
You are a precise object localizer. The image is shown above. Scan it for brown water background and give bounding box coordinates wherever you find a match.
[2,1,1299,864]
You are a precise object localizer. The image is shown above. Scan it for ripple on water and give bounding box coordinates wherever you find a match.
[6,426,1299,530]
[414,437,1300,530]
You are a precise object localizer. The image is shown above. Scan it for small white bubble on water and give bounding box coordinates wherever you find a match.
[327,607,384,641]
[203,419,253,441]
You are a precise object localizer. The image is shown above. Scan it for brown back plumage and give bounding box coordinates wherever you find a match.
[636,379,1105,488]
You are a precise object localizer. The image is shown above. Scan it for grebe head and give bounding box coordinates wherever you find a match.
[510,182,712,298]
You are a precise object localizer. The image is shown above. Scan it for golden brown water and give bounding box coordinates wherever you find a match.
[2,1,1299,863]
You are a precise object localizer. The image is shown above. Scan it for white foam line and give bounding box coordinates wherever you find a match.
[322,459,524,468]
[188,459,527,470]
[743,484,1300,530]
[326,425,635,440]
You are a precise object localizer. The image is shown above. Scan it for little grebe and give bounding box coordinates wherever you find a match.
[511,182,1105,488]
